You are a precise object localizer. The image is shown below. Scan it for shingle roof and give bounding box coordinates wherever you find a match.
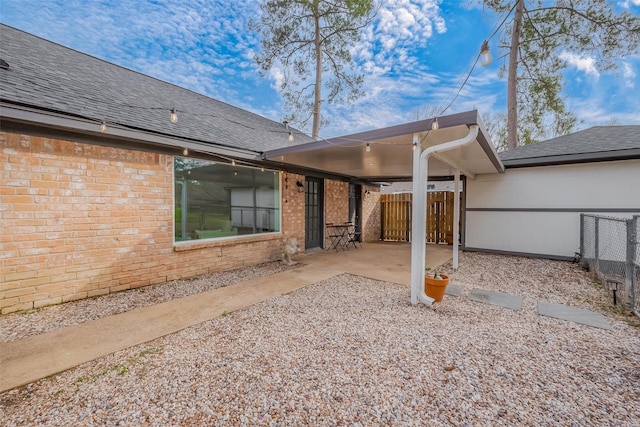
[0,24,313,154]
[498,126,640,167]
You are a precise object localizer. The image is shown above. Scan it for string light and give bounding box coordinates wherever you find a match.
[182,147,189,156]
[288,131,294,142]
[365,142,371,152]
[99,120,107,132]
[431,117,439,131]
[170,108,178,123]
[231,159,236,166]
[480,40,493,67]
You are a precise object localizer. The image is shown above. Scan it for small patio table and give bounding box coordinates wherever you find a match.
[326,223,350,251]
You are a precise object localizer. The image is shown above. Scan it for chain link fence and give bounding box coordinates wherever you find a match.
[580,214,639,317]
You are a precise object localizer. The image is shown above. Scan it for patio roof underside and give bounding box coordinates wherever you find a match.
[263,110,504,182]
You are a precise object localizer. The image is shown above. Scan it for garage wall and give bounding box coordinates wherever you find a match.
[465,159,640,259]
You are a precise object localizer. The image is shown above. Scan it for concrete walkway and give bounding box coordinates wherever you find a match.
[0,243,452,392]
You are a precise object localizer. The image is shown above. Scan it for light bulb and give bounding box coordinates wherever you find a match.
[365,143,371,152]
[288,131,294,142]
[480,40,492,67]
[170,109,178,123]
[99,121,107,133]
[182,147,189,156]
[231,159,236,166]
[431,117,439,131]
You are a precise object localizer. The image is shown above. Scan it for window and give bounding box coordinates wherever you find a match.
[174,157,280,242]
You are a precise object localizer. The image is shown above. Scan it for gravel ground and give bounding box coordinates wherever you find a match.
[0,262,295,343]
[1,252,639,426]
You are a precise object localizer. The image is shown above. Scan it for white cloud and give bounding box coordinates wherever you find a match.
[356,0,446,73]
[620,0,640,8]
[559,52,600,77]
[622,62,636,88]
[268,66,285,90]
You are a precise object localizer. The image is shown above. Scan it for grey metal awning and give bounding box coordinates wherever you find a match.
[264,110,504,181]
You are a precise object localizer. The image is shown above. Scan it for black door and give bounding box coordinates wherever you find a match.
[305,177,323,249]
[348,183,362,241]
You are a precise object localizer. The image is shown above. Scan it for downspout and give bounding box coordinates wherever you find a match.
[453,169,460,270]
[411,125,479,306]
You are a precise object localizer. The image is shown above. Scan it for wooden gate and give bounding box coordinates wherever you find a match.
[381,192,458,244]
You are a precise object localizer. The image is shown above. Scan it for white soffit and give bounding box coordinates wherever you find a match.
[263,110,503,180]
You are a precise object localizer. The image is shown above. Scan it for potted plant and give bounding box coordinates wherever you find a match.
[424,267,450,302]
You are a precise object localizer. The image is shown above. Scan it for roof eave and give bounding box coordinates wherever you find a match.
[264,109,505,175]
[264,110,483,158]
[0,101,260,160]
[501,149,640,168]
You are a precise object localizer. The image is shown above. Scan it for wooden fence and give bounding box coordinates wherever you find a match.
[380,192,459,244]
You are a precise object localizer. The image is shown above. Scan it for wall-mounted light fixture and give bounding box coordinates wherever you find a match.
[296,180,304,192]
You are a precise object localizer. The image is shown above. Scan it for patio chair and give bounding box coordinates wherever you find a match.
[345,222,361,249]
[326,222,347,251]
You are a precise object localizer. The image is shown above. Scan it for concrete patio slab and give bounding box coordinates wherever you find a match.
[538,301,612,330]
[468,288,523,310]
[445,283,465,296]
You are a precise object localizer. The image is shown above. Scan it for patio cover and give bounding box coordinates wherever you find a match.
[264,109,505,307]
[263,110,503,182]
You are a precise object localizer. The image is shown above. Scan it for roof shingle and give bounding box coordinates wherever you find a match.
[498,126,640,167]
[0,24,313,153]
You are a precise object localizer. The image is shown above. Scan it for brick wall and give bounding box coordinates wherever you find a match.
[324,180,349,225]
[0,132,384,314]
[0,132,287,314]
[280,172,306,252]
[361,185,381,242]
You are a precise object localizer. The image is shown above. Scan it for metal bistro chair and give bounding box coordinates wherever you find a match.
[345,222,361,249]
[326,222,345,251]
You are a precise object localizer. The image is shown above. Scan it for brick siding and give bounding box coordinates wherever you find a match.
[324,180,349,225]
[361,185,381,242]
[0,133,288,314]
[0,132,382,314]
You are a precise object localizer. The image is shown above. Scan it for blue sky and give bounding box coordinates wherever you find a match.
[1,0,639,139]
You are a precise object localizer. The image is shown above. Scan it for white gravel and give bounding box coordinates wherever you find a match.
[0,262,295,343]
[1,252,639,426]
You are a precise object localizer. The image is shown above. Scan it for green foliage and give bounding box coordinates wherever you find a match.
[115,364,129,376]
[481,110,508,151]
[250,0,376,138]
[425,267,442,280]
[485,0,640,147]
